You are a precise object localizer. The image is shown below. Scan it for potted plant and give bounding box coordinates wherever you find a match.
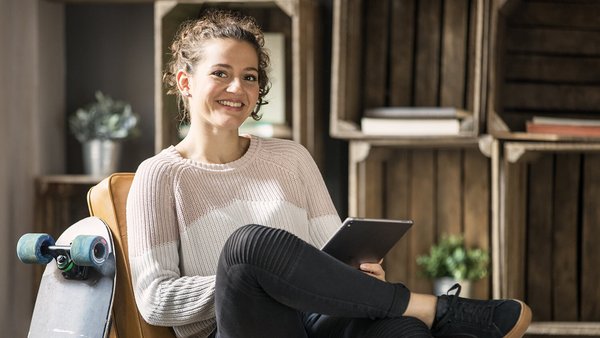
[416,234,489,297]
[69,91,139,176]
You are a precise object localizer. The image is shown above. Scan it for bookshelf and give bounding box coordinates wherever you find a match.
[331,0,600,335]
[486,0,600,335]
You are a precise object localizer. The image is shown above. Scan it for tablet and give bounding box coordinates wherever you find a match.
[321,217,413,268]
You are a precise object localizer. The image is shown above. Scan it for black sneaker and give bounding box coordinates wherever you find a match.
[431,284,532,338]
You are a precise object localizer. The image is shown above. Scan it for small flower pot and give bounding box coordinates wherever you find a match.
[82,139,121,177]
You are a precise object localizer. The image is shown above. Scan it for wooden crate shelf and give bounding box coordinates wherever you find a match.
[487,0,600,141]
[330,0,489,141]
[348,141,491,300]
[491,141,600,332]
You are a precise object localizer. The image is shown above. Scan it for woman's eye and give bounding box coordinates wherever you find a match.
[244,74,258,82]
[212,71,227,78]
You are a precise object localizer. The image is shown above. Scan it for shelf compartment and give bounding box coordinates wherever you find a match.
[330,0,488,140]
[348,141,491,299]
[491,141,600,329]
[487,0,600,140]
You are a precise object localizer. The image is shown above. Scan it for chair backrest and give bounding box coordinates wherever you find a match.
[87,173,176,338]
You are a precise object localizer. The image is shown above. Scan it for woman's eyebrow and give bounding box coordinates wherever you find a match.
[212,64,258,73]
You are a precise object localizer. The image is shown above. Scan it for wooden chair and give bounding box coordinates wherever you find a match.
[87,173,176,338]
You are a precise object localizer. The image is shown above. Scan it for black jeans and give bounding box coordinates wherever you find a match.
[214,224,432,337]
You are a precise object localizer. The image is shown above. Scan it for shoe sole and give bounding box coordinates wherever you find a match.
[503,300,532,338]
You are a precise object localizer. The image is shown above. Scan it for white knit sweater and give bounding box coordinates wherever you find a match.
[126,135,341,338]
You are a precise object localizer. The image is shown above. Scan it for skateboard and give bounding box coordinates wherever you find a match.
[16,216,116,338]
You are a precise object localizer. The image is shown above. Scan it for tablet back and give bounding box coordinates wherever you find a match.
[321,218,413,268]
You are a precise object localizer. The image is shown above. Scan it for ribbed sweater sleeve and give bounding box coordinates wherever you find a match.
[127,159,216,332]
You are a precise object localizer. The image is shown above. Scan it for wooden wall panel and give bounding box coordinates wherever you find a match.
[345,0,364,124]
[503,160,527,300]
[506,28,600,56]
[581,154,600,321]
[408,150,436,293]
[361,0,389,108]
[357,151,385,218]
[552,154,580,321]
[504,55,600,83]
[384,150,411,284]
[436,149,462,236]
[509,1,600,30]
[388,0,415,106]
[463,149,490,299]
[526,155,554,321]
[502,84,600,112]
[440,0,469,108]
[414,0,442,106]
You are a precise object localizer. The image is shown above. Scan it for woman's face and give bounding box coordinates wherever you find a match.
[185,38,260,132]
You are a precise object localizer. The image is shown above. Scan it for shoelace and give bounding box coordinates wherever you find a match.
[445,283,495,326]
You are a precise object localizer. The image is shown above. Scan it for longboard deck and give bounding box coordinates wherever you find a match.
[28,217,116,338]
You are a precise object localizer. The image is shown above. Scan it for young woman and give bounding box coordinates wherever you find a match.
[127,10,531,338]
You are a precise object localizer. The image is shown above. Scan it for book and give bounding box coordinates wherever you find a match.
[531,116,600,127]
[361,117,461,136]
[526,116,600,137]
[364,107,470,119]
[526,122,600,137]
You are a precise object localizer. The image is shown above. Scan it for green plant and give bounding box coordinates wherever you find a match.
[417,235,489,281]
[69,91,140,142]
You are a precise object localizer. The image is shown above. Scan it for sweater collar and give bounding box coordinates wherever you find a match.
[166,135,259,172]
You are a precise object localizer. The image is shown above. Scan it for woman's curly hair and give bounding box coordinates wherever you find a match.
[163,9,271,122]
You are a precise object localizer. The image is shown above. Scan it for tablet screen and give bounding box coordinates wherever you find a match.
[321,217,413,268]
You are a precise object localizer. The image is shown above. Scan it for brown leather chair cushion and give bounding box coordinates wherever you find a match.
[88,173,175,338]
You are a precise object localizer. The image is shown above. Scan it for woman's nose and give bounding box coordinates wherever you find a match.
[227,78,243,93]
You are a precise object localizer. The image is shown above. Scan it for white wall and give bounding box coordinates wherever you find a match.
[0,0,64,334]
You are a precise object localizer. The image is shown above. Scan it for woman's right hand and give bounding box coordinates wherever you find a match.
[359,260,386,282]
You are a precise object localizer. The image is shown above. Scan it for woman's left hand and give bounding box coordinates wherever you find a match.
[359,260,386,282]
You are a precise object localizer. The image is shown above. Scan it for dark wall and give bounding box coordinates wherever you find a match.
[66,4,155,173]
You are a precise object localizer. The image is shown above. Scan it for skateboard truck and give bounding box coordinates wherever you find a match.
[50,245,90,280]
[17,233,109,280]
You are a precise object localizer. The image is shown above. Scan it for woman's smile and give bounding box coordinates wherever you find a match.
[218,100,243,108]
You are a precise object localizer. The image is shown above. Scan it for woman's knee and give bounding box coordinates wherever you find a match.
[220,224,304,274]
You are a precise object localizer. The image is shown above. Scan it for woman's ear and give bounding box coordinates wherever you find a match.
[176,70,191,96]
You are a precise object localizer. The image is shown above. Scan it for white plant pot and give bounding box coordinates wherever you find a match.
[433,277,471,298]
[82,139,121,177]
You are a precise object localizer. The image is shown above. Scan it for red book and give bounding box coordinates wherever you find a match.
[526,122,600,137]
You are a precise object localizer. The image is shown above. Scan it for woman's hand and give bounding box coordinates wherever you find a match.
[360,259,386,282]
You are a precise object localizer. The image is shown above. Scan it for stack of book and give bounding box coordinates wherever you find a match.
[360,107,469,136]
[526,116,600,138]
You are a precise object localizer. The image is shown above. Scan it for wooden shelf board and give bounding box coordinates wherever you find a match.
[492,131,600,143]
[527,322,600,336]
[331,129,480,148]
[36,175,107,185]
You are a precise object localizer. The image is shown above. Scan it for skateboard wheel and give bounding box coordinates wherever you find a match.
[16,233,55,265]
[71,235,108,267]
